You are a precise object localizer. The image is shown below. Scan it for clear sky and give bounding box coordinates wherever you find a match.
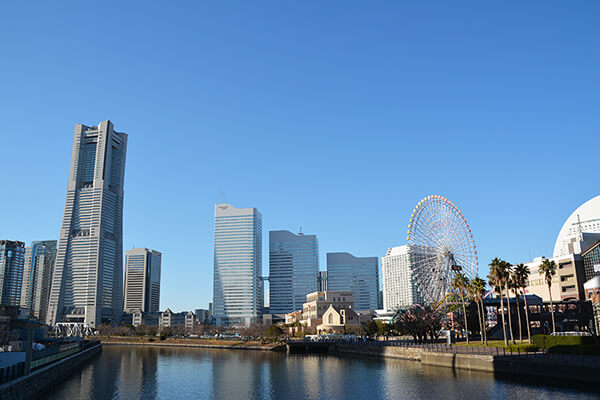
[1,2,599,312]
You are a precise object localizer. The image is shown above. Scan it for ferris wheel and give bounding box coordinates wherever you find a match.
[406,195,478,305]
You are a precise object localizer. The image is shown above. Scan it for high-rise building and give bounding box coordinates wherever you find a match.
[20,241,56,320]
[269,230,319,314]
[327,252,379,310]
[381,245,421,311]
[0,240,25,306]
[213,203,263,326]
[124,248,161,313]
[317,270,328,291]
[47,121,127,327]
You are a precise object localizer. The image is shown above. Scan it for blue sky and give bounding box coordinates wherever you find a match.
[1,2,599,312]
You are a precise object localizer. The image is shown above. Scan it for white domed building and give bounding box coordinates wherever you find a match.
[553,195,600,258]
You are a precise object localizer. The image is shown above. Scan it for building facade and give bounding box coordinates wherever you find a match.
[0,240,25,306]
[269,230,319,314]
[317,271,328,291]
[553,195,600,257]
[582,240,600,282]
[327,252,379,310]
[124,248,161,313]
[381,245,421,311]
[300,291,354,328]
[20,241,56,320]
[523,255,586,302]
[47,121,127,327]
[213,203,263,326]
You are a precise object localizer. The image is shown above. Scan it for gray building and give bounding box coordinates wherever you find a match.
[20,241,56,320]
[318,270,328,291]
[269,230,319,314]
[327,252,379,310]
[0,240,25,306]
[124,248,161,313]
[213,203,263,326]
[47,121,127,327]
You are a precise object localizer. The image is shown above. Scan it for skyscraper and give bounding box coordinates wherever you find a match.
[269,230,319,314]
[20,241,56,321]
[47,121,127,327]
[0,240,25,306]
[381,245,421,311]
[213,203,263,326]
[326,252,379,310]
[124,248,162,313]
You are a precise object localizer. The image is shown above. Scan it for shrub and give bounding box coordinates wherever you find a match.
[266,325,284,338]
[531,335,594,349]
[504,343,539,352]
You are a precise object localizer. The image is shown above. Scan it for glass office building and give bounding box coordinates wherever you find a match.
[327,252,379,310]
[213,204,263,326]
[269,230,319,314]
[0,240,25,306]
[47,121,127,327]
[124,248,161,313]
[20,241,56,320]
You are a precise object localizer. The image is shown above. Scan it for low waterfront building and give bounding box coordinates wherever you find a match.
[316,305,360,334]
[185,311,196,332]
[159,308,186,331]
[285,310,302,324]
[523,254,587,301]
[131,310,161,327]
[584,276,600,335]
[301,291,354,329]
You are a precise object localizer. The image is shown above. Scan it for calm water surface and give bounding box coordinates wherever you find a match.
[42,345,598,400]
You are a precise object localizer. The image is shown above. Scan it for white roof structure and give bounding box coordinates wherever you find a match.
[584,276,600,290]
[553,195,600,257]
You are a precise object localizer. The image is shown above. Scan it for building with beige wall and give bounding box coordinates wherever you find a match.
[316,305,360,334]
[523,254,586,301]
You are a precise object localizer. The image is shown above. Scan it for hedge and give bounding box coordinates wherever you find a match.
[504,343,539,352]
[531,334,595,349]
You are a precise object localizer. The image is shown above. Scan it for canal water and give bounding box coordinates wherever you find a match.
[42,345,598,399]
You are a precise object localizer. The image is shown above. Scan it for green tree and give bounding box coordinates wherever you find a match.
[513,263,532,342]
[509,273,523,342]
[499,260,515,344]
[363,320,378,337]
[539,258,558,334]
[452,272,470,344]
[488,258,508,346]
[266,325,284,339]
[470,277,487,345]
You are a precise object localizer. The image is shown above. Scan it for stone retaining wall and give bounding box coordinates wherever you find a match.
[0,343,101,400]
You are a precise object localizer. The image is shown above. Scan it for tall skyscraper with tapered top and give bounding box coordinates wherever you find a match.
[213,203,263,326]
[46,121,127,327]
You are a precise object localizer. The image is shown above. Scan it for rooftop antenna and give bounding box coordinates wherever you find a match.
[577,214,583,239]
[299,226,303,235]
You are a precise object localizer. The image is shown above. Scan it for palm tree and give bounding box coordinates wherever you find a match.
[466,281,481,344]
[539,258,557,334]
[514,263,532,342]
[510,273,523,342]
[452,272,470,345]
[471,277,487,345]
[474,277,488,345]
[488,258,508,346]
[498,260,515,344]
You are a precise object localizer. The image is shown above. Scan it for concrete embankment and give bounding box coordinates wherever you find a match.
[334,344,600,384]
[0,343,101,400]
[101,339,286,352]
